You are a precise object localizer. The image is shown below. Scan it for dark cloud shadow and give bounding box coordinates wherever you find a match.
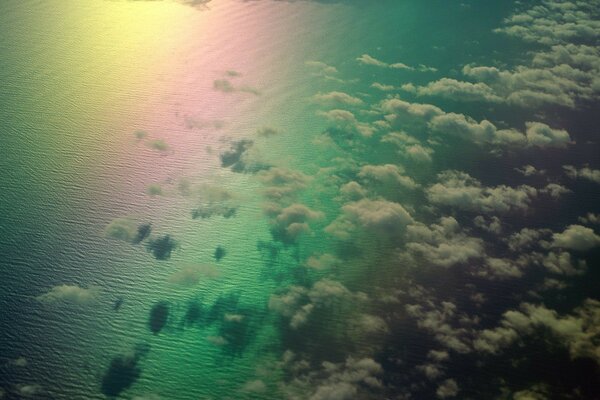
[148,302,169,334]
[214,245,226,261]
[147,235,177,260]
[101,343,150,398]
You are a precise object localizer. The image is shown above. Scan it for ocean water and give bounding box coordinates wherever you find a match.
[1,1,599,399]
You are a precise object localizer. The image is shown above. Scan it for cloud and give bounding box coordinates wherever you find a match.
[436,379,459,399]
[525,122,572,148]
[357,54,434,72]
[474,299,600,363]
[551,224,600,251]
[168,264,219,286]
[241,380,266,393]
[36,285,99,305]
[358,164,420,191]
[515,165,546,176]
[313,91,363,106]
[305,60,339,75]
[326,199,413,240]
[371,82,396,91]
[473,215,502,234]
[16,384,42,398]
[269,279,364,329]
[405,217,484,268]
[317,109,376,137]
[305,253,341,270]
[563,165,600,183]
[268,203,324,244]
[339,181,368,201]
[259,167,311,203]
[506,227,551,252]
[406,300,475,354]
[382,98,569,147]
[282,356,383,400]
[408,78,502,103]
[540,183,571,199]
[579,212,600,225]
[381,131,434,164]
[105,218,139,242]
[426,170,538,213]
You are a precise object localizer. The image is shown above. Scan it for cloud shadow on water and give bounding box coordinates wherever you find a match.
[148,302,169,334]
[100,343,150,398]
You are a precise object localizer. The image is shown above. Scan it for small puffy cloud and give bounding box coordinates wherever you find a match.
[326,199,413,240]
[259,167,311,203]
[105,218,138,242]
[242,380,266,393]
[406,300,475,354]
[168,264,219,286]
[305,60,338,75]
[16,384,42,398]
[358,164,420,190]
[515,165,546,176]
[436,379,459,398]
[269,279,361,329]
[371,82,396,91]
[305,253,341,270]
[405,217,484,268]
[541,183,571,199]
[563,165,600,183]
[313,91,363,106]
[426,170,537,214]
[411,78,502,102]
[356,54,413,70]
[474,299,600,363]
[525,122,572,148]
[579,213,600,225]
[551,224,600,251]
[317,109,376,137]
[269,203,324,244]
[540,250,586,276]
[37,285,99,305]
[339,181,368,201]
[473,215,502,234]
[477,257,523,280]
[506,228,551,252]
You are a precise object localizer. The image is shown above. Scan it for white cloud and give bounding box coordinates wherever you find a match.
[563,165,600,183]
[426,170,537,213]
[326,198,413,239]
[551,224,600,251]
[313,91,363,106]
[410,78,502,102]
[356,54,413,70]
[525,122,572,148]
[36,285,99,305]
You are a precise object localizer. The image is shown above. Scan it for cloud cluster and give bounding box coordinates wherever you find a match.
[381,98,571,147]
[474,299,600,363]
[426,171,538,214]
[325,198,413,240]
[269,279,365,329]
